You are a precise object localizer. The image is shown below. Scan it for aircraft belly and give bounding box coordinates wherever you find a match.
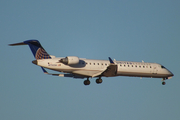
[117,71,170,78]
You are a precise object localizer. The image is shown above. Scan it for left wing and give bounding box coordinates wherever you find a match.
[72,70,102,78]
[72,57,118,77]
[101,57,118,77]
[41,57,117,78]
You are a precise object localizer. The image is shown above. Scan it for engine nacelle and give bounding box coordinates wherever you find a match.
[60,56,79,65]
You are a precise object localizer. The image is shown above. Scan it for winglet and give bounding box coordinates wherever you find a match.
[41,67,48,74]
[108,57,114,64]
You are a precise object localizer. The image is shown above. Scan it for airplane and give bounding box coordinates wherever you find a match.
[9,40,174,85]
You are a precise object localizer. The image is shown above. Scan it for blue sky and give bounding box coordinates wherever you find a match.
[1,0,180,120]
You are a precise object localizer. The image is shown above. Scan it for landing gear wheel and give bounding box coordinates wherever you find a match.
[84,80,90,85]
[162,81,166,85]
[96,79,103,84]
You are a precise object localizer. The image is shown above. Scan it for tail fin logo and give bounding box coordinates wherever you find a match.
[35,48,51,59]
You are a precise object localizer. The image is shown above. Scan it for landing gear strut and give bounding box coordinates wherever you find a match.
[84,78,90,85]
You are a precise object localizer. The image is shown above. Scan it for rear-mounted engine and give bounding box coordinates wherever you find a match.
[60,56,79,65]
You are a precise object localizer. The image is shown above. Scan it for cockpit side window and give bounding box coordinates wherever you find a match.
[161,66,166,69]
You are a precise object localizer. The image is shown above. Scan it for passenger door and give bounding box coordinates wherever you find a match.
[153,66,158,74]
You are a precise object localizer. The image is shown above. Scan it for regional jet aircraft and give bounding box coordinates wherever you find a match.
[9,40,174,85]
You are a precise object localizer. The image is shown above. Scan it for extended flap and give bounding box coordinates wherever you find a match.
[72,70,102,77]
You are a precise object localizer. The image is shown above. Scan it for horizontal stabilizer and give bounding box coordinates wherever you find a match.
[9,42,27,46]
[41,67,84,78]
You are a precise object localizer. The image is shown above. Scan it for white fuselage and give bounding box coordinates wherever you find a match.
[35,57,173,79]
[9,40,174,85]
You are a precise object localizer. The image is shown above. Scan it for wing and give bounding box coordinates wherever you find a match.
[41,57,117,78]
[73,57,118,77]
[72,70,103,78]
[101,57,118,77]
[42,67,102,78]
[101,64,117,77]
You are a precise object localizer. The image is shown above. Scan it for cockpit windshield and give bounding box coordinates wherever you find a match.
[161,66,166,69]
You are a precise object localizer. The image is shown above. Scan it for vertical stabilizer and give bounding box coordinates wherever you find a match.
[9,40,51,59]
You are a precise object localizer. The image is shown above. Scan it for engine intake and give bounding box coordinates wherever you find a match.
[60,56,79,65]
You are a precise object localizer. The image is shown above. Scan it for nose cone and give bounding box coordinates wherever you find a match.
[170,72,174,77]
[32,60,37,65]
[167,70,174,77]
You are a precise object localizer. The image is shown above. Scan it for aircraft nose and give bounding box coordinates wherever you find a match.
[170,72,174,77]
[168,70,174,77]
[32,60,37,65]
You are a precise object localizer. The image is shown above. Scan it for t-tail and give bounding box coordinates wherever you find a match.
[9,40,51,59]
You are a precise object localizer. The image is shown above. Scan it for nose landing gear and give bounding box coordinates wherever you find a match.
[162,78,168,85]
[162,81,166,85]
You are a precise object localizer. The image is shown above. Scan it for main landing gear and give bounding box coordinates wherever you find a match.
[96,78,103,84]
[84,78,90,85]
[83,77,103,85]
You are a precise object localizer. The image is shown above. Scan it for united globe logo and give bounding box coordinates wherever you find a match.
[35,48,51,59]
